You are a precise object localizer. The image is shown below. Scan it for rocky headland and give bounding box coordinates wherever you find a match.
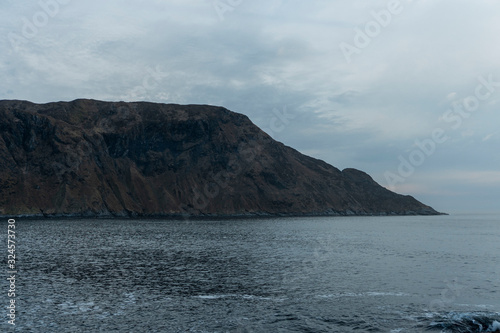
[0,99,442,218]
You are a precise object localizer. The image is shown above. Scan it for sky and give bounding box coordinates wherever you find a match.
[1,0,499,214]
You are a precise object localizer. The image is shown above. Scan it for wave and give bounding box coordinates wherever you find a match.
[427,312,500,332]
[194,294,285,301]
[316,291,410,298]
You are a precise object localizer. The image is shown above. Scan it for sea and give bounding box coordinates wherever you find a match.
[1,214,499,332]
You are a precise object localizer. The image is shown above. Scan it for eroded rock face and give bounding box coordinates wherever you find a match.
[0,99,441,218]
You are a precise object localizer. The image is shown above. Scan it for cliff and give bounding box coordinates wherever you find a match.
[0,99,441,218]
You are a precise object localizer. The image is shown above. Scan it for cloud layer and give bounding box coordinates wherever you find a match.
[2,0,500,213]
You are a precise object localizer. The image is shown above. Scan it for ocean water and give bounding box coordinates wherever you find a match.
[1,214,499,332]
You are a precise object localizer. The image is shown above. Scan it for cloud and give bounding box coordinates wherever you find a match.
[1,0,499,212]
[439,170,500,186]
[482,132,497,142]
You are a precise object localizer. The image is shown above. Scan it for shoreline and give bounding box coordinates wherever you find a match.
[0,209,447,221]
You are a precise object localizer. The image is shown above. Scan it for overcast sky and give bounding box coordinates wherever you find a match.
[2,0,500,213]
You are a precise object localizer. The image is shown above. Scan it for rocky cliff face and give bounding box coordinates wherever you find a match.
[0,99,440,218]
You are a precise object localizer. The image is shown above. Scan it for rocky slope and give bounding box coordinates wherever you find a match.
[0,99,441,218]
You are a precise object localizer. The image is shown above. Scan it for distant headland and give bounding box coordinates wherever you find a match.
[0,99,443,218]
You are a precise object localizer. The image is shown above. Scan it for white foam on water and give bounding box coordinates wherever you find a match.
[317,291,410,298]
[427,311,500,333]
[365,292,409,297]
[488,320,500,331]
[196,294,232,299]
[195,294,285,301]
[57,301,97,314]
[456,303,496,310]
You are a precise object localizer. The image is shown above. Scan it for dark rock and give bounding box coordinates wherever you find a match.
[0,99,443,218]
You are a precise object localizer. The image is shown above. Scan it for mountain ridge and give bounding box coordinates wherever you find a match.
[0,99,442,218]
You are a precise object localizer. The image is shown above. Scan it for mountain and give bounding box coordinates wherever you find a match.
[0,99,441,218]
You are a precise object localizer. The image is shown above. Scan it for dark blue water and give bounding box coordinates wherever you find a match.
[2,214,499,332]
